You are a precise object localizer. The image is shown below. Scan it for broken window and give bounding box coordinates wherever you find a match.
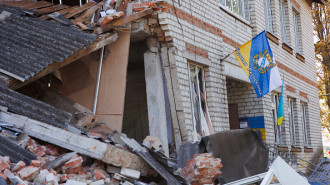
[188,64,213,138]
[272,93,284,144]
[302,103,311,146]
[264,0,273,33]
[220,0,250,21]
[288,98,296,145]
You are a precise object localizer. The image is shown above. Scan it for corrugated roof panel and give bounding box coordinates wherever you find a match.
[0,86,72,128]
[0,4,97,81]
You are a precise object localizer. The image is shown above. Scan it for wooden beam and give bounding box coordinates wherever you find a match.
[23,1,53,10]
[36,4,70,15]
[58,6,79,14]
[9,33,119,90]
[0,1,34,7]
[65,2,97,18]
[94,8,153,34]
[40,6,78,20]
[72,2,104,24]
[0,111,149,173]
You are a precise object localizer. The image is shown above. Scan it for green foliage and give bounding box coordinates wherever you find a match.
[312,3,330,129]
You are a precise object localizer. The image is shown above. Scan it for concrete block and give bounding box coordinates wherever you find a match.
[120,168,140,179]
[65,180,87,185]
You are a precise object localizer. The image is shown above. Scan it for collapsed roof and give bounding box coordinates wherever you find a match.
[0,4,96,82]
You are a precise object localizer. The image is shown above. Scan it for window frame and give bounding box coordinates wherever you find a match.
[188,63,207,136]
[220,0,250,22]
[272,93,284,145]
[279,0,288,44]
[302,103,310,147]
[288,98,296,145]
[293,10,302,54]
[264,0,273,33]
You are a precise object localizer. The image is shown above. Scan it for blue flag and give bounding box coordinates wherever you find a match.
[234,31,282,98]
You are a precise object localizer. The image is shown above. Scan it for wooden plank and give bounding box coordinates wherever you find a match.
[72,2,104,24]
[95,31,130,131]
[0,1,34,7]
[94,8,153,34]
[57,6,78,14]
[9,33,119,90]
[65,2,97,18]
[36,4,69,15]
[22,1,53,10]
[40,6,78,20]
[0,111,149,172]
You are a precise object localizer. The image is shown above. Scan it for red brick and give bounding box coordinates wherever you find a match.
[94,169,107,180]
[300,91,308,99]
[30,160,42,167]
[64,157,83,168]
[18,166,39,181]
[12,161,26,172]
[45,145,60,156]
[181,153,222,184]
[0,157,10,172]
[63,166,81,174]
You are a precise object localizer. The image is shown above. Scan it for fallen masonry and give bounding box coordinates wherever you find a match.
[0,109,221,184]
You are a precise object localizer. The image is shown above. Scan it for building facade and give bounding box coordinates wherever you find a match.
[151,0,323,169]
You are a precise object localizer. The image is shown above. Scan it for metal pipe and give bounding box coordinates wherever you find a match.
[220,51,234,62]
[92,47,105,114]
[79,0,82,6]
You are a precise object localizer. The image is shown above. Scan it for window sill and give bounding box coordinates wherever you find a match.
[296,53,305,63]
[291,146,302,152]
[304,147,313,153]
[277,145,289,152]
[266,31,279,45]
[218,4,252,28]
[282,43,293,55]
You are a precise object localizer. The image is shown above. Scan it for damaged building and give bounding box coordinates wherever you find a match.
[0,0,326,184]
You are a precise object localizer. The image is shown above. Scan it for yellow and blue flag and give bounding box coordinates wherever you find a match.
[234,31,282,98]
[277,77,284,125]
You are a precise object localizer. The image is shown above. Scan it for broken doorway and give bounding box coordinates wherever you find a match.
[122,40,149,142]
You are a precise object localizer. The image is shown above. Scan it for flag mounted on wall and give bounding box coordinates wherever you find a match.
[233,31,282,98]
[277,76,284,125]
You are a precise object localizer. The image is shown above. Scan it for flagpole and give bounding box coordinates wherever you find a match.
[220,51,234,62]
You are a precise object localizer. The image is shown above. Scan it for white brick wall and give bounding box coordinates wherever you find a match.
[155,0,322,168]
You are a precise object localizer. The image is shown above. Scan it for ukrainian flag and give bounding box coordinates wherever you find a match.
[277,77,284,125]
[234,31,282,98]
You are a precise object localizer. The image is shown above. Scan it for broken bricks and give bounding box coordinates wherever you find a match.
[180,153,223,185]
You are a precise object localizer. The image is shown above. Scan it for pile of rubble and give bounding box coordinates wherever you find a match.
[0,136,143,185]
[0,125,223,185]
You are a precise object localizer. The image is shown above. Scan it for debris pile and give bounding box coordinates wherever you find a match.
[179,153,222,185]
[0,136,148,185]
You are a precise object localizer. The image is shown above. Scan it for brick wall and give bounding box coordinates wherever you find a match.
[156,0,322,169]
[227,80,264,118]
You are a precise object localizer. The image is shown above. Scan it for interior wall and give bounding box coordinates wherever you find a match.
[59,31,131,131]
[122,40,149,142]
